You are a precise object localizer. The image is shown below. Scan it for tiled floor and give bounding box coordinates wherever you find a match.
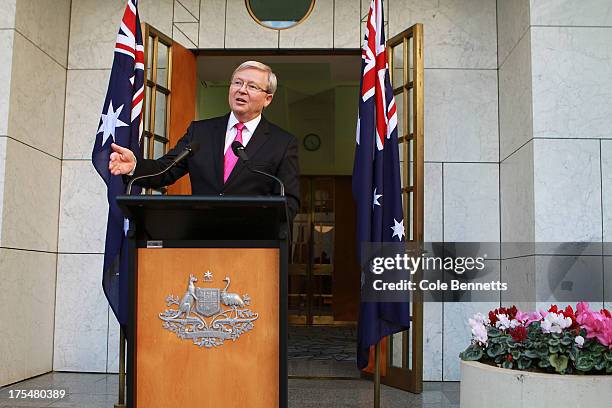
[288,325,357,362]
[289,359,360,377]
[0,372,459,408]
[288,325,360,378]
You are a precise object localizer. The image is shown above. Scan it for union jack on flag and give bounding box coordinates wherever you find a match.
[352,0,411,370]
[91,0,144,327]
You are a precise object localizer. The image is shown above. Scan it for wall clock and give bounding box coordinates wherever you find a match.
[303,133,321,151]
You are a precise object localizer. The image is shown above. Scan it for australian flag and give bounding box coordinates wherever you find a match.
[352,0,411,370]
[92,0,144,327]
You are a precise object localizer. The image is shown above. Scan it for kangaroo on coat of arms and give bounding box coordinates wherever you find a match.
[159,271,258,348]
[166,274,197,319]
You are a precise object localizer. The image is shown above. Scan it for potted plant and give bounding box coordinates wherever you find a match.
[459,302,612,408]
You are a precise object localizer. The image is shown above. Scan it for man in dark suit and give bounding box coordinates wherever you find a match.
[108,60,300,219]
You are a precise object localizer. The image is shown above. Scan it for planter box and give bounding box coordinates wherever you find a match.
[460,360,612,408]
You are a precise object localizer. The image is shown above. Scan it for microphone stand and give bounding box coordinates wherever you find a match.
[231,142,291,242]
[124,143,199,195]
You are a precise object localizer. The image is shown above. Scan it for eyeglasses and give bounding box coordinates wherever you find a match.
[230,79,269,94]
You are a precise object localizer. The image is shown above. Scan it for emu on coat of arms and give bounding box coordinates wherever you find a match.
[159,271,258,348]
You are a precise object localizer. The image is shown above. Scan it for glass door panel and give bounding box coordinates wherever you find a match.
[289,176,336,325]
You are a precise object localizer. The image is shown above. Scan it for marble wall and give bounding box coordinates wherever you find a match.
[54,0,194,375]
[0,0,70,387]
[387,0,499,381]
[198,0,362,49]
[0,0,606,386]
[498,0,534,265]
[498,0,612,368]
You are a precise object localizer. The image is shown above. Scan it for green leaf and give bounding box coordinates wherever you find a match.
[511,350,521,360]
[488,327,502,338]
[517,357,532,370]
[549,354,568,373]
[569,349,578,361]
[606,361,612,373]
[524,349,539,359]
[548,338,560,346]
[605,352,612,362]
[489,336,503,344]
[576,357,594,372]
[538,359,551,368]
[460,345,484,361]
[487,343,505,358]
[502,361,513,369]
[549,345,560,354]
[560,336,573,346]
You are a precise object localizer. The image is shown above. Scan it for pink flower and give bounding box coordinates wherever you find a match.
[576,302,612,349]
[515,309,544,326]
[469,313,489,345]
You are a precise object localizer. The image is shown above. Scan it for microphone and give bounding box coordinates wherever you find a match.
[231,141,285,196]
[231,141,249,164]
[125,142,200,195]
[171,141,200,166]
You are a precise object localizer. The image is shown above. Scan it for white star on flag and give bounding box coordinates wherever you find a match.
[97,100,128,145]
[372,188,382,208]
[203,270,213,280]
[391,218,405,241]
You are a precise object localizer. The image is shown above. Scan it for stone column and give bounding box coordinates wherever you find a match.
[499,0,612,311]
[0,0,70,386]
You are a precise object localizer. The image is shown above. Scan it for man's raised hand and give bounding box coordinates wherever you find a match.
[108,143,136,175]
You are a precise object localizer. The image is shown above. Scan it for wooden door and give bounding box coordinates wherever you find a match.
[166,38,196,194]
[141,24,195,195]
[381,23,425,394]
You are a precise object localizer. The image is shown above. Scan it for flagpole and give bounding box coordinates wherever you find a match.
[374,342,381,408]
[114,329,126,408]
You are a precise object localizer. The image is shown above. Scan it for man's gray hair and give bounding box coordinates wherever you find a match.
[231,60,277,95]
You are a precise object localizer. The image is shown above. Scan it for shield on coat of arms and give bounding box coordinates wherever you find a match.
[195,287,220,317]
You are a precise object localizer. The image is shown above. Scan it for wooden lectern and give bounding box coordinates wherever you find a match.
[116,195,288,408]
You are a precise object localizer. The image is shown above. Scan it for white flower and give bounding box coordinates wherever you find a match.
[540,318,556,333]
[540,312,573,334]
[575,335,585,348]
[494,312,522,331]
[468,314,488,345]
[509,319,521,329]
[471,312,489,325]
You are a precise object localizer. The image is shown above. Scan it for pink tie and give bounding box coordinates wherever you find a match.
[223,122,245,183]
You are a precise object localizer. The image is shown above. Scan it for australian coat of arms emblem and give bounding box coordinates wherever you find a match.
[159,271,258,348]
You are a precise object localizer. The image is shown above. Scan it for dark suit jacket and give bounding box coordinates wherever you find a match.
[133,113,300,219]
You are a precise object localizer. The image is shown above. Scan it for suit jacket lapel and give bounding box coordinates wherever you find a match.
[223,115,271,189]
[212,113,230,189]
[244,116,270,159]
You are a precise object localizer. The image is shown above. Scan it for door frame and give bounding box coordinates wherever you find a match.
[382,23,425,394]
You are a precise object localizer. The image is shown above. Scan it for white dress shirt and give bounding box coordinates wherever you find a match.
[224,112,261,154]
